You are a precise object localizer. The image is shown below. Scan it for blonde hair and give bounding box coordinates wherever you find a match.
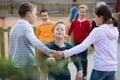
[52,21,66,33]
[78,4,88,12]
[75,4,88,20]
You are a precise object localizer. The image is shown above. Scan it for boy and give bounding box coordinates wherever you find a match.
[9,2,55,80]
[42,21,83,80]
[36,9,55,80]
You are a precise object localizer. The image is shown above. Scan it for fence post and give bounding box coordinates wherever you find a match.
[0,27,5,58]
[0,17,6,27]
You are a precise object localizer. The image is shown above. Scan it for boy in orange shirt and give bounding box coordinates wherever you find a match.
[36,9,55,80]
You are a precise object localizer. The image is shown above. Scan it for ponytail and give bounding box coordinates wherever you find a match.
[75,13,79,20]
[111,16,118,27]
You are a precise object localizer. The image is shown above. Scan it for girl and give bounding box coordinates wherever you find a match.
[55,4,119,80]
[42,21,83,80]
[66,4,91,80]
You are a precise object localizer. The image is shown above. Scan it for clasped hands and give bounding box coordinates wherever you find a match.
[46,50,64,64]
[48,50,64,59]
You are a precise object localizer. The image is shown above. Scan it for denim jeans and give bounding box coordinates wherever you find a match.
[90,69,115,80]
[74,43,88,61]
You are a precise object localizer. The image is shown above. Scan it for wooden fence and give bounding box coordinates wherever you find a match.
[0,27,11,59]
[0,2,94,17]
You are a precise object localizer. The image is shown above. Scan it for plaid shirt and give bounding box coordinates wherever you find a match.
[9,20,50,68]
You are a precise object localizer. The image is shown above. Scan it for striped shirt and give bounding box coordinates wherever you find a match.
[9,19,51,68]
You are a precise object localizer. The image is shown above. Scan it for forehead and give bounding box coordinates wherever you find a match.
[40,12,48,15]
[78,8,86,12]
[54,24,65,29]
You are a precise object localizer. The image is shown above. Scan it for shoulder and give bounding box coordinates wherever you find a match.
[65,42,73,49]
[91,27,103,37]
[49,21,55,25]
[84,19,91,23]
[37,23,43,28]
[38,23,43,26]
[46,42,55,48]
[71,20,78,24]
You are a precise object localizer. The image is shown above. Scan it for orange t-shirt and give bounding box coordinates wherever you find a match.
[36,21,55,57]
[36,21,55,44]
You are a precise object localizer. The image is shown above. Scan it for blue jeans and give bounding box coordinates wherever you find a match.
[90,69,115,80]
[74,43,88,61]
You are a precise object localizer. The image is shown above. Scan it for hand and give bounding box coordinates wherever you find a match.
[54,51,64,59]
[46,57,56,64]
[65,34,69,42]
[75,70,83,80]
[49,50,64,59]
[48,50,56,57]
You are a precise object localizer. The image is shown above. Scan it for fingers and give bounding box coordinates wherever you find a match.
[75,70,83,80]
[48,50,56,57]
[46,57,56,64]
[49,50,64,59]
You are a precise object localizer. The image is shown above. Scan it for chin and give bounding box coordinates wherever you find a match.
[30,21,34,24]
[56,37,63,39]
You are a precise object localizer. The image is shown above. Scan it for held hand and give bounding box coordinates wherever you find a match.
[75,70,83,80]
[46,57,56,64]
[65,34,69,42]
[49,50,65,59]
[55,51,64,59]
[48,50,56,57]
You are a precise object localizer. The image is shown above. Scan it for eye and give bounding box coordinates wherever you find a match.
[44,15,47,17]
[41,15,44,17]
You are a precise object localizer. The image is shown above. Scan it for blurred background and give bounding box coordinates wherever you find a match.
[0,0,120,80]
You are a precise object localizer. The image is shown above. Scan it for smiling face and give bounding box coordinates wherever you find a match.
[53,23,66,39]
[40,12,49,22]
[78,8,87,19]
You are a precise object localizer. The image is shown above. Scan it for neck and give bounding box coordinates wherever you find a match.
[78,17,86,22]
[21,17,29,22]
[54,38,65,47]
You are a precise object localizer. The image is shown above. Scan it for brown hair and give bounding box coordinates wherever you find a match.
[94,5,118,27]
[39,9,49,16]
[75,4,88,20]
[18,2,37,18]
[52,21,66,33]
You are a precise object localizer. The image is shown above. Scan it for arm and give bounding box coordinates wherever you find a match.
[64,28,100,58]
[68,22,74,36]
[71,54,83,79]
[25,26,51,55]
[71,55,83,80]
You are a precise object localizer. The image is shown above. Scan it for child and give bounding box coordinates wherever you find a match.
[66,4,91,80]
[36,9,55,80]
[9,2,55,80]
[69,6,77,23]
[54,4,119,80]
[36,9,55,44]
[42,21,83,80]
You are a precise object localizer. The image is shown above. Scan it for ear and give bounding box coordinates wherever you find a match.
[26,11,31,18]
[99,16,103,20]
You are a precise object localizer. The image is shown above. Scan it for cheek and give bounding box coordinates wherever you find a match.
[95,19,101,26]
